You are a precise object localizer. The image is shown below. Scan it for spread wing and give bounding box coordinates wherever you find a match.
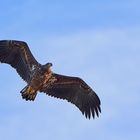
[40,73,101,119]
[0,40,40,83]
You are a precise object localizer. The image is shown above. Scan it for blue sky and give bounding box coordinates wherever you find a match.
[0,0,140,140]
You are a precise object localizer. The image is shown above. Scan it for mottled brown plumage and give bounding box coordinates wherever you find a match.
[0,40,101,119]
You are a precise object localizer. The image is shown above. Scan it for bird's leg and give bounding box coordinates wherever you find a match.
[20,85,37,101]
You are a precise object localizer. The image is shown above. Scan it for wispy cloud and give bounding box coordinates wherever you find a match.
[1,27,140,140]
[0,0,140,139]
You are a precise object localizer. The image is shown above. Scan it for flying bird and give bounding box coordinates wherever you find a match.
[0,40,101,119]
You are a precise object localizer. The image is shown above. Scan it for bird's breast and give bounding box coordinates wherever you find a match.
[29,70,54,91]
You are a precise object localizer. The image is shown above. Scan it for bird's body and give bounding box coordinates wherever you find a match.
[21,64,54,101]
[0,40,101,119]
[21,63,58,101]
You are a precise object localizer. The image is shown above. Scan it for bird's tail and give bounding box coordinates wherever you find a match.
[20,85,37,101]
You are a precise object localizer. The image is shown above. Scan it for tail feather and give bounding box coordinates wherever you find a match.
[20,86,37,101]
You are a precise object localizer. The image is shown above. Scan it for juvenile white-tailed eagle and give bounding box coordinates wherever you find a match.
[0,40,101,119]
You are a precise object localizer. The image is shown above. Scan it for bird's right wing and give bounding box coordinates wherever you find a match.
[0,40,40,83]
[40,73,101,119]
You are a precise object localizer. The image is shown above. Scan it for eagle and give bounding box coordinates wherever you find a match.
[0,40,101,119]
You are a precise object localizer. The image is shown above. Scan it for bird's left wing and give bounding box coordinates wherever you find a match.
[0,40,40,83]
[40,73,101,119]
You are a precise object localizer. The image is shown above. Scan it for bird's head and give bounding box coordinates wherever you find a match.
[41,63,53,74]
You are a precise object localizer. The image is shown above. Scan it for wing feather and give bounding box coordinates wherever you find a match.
[0,40,40,82]
[40,73,101,119]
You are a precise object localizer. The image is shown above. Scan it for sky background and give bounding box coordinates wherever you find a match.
[0,0,140,140]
